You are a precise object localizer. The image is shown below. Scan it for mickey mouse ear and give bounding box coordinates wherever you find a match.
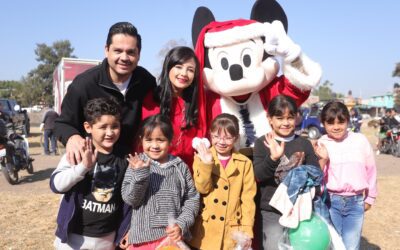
[251,0,288,33]
[192,6,215,48]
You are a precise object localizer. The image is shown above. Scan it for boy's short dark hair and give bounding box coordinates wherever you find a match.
[106,22,142,53]
[84,97,121,125]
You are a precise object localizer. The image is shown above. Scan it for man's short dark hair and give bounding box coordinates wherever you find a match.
[84,97,121,125]
[106,22,142,53]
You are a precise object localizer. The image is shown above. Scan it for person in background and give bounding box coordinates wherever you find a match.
[314,101,377,250]
[389,108,400,126]
[0,103,10,140]
[294,108,304,136]
[42,105,59,155]
[349,108,362,132]
[141,46,206,171]
[377,108,399,154]
[50,97,131,249]
[55,21,156,165]
[0,103,11,124]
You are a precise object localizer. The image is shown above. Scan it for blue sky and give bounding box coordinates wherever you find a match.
[1,1,399,98]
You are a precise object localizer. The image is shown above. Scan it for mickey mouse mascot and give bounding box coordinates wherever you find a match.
[192,0,322,151]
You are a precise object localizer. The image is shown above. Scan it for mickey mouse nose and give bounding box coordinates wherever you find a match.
[229,64,243,81]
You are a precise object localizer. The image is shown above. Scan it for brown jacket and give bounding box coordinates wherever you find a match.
[189,147,257,250]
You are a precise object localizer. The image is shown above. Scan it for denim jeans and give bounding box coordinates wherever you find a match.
[44,129,57,154]
[328,194,364,250]
[260,210,284,250]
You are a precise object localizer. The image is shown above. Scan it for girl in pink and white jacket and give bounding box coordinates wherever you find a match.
[314,101,377,250]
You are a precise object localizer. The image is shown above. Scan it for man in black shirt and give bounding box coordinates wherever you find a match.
[55,22,156,164]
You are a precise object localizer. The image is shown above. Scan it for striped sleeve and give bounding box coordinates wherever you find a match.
[121,166,150,208]
[176,164,200,239]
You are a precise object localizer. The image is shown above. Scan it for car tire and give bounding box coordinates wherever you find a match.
[308,126,321,140]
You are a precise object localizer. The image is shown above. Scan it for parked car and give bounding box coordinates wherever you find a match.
[0,99,30,135]
[297,105,325,139]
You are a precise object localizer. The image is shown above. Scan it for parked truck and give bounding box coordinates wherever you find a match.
[53,58,101,114]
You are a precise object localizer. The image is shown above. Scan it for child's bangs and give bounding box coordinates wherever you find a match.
[324,109,349,124]
[212,121,238,137]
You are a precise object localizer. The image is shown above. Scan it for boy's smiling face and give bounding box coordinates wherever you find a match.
[84,115,121,153]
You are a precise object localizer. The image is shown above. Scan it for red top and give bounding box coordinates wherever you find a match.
[140,92,203,172]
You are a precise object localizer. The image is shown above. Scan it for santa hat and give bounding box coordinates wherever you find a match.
[194,19,267,134]
[194,19,267,69]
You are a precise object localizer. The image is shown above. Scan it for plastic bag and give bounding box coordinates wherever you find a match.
[155,216,191,250]
[155,237,189,250]
[232,230,253,250]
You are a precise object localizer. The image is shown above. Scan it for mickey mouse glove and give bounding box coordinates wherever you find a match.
[263,20,301,63]
[192,137,211,151]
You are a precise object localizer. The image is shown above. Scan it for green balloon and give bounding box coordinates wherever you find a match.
[288,213,331,250]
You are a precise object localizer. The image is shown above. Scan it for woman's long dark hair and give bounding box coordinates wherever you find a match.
[155,46,200,129]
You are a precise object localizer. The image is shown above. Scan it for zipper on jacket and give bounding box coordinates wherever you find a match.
[98,83,126,102]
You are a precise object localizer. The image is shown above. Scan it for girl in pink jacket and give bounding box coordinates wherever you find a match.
[315,101,377,250]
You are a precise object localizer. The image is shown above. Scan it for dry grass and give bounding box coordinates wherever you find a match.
[0,193,59,249]
[361,176,400,249]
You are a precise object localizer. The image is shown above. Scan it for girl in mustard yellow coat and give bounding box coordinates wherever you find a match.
[189,113,257,250]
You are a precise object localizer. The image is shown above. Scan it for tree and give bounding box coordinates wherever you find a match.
[393,62,400,77]
[18,77,44,107]
[157,39,188,61]
[0,80,23,99]
[154,39,188,75]
[22,40,75,106]
[393,83,400,112]
[392,63,400,111]
[311,80,343,101]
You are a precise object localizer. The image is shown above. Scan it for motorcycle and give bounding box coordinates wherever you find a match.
[389,126,400,157]
[378,125,400,157]
[0,120,33,184]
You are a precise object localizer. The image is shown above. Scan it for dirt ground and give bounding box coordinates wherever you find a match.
[0,124,399,249]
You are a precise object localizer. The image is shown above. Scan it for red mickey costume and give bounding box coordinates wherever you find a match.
[192,1,322,152]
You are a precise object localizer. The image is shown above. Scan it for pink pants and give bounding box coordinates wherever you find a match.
[128,237,166,250]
